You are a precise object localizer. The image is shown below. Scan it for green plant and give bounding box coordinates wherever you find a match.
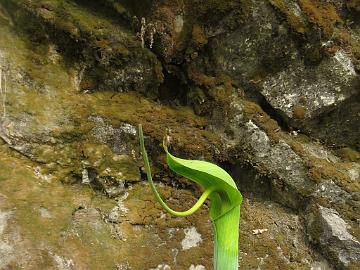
[138,124,243,270]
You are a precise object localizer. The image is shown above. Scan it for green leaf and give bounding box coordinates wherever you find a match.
[163,143,242,220]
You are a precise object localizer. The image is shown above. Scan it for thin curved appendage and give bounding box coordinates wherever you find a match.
[138,124,214,217]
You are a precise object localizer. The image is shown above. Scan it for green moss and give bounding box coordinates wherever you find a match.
[82,143,140,181]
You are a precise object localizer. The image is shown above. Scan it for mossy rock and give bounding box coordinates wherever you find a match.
[3,0,163,95]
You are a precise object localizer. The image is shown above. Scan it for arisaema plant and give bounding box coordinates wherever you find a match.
[138,124,243,270]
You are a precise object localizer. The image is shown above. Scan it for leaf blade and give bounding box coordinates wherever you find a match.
[164,144,242,220]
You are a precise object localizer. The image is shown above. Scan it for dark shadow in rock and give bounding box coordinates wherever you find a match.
[305,92,360,151]
[72,0,133,28]
[225,161,272,201]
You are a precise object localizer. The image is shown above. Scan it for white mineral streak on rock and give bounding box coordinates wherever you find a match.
[245,120,269,158]
[118,192,129,214]
[189,265,205,270]
[174,16,184,33]
[150,264,171,270]
[334,50,356,77]
[319,206,359,243]
[181,227,202,250]
[81,168,90,184]
[348,166,359,181]
[53,254,74,270]
[108,192,129,221]
[252,228,268,235]
[319,94,336,106]
[120,123,137,135]
[39,207,52,218]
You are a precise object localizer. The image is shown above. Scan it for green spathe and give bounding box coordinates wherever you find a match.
[138,124,242,270]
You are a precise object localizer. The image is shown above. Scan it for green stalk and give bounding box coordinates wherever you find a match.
[213,206,240,270]
[138,124,242,270]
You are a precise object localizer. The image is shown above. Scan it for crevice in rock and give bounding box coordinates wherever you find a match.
[245,88,291,132]
[223,161,272,202]
[158,66,188,105]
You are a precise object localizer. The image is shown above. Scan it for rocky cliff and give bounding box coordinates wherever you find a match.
[0,1,359,269]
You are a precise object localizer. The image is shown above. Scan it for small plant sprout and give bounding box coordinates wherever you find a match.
[138,124,243,270]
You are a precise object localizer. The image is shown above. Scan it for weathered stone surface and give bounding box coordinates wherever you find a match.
[306,205,360,269]
[192,0,360,148]
[211,93,316,209]
[0,145,213,269]
[261,49,358,122]
[204,0,294,85]
[207,88,360,268]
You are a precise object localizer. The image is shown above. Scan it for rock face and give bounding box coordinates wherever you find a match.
[0,0,359,269]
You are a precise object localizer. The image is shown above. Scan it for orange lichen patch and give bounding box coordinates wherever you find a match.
[269,0,307,34]
[292,106,306,119]
[299,0,342,37]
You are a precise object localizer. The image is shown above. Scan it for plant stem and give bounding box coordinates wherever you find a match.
[213,205,240,270]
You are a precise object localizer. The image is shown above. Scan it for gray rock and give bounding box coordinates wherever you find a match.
[261,49,358,121]
[206,0,295,86]
[312,180,353,205]
[306,205,360,269]
[197,0,359,148]
[216,94,316,209]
